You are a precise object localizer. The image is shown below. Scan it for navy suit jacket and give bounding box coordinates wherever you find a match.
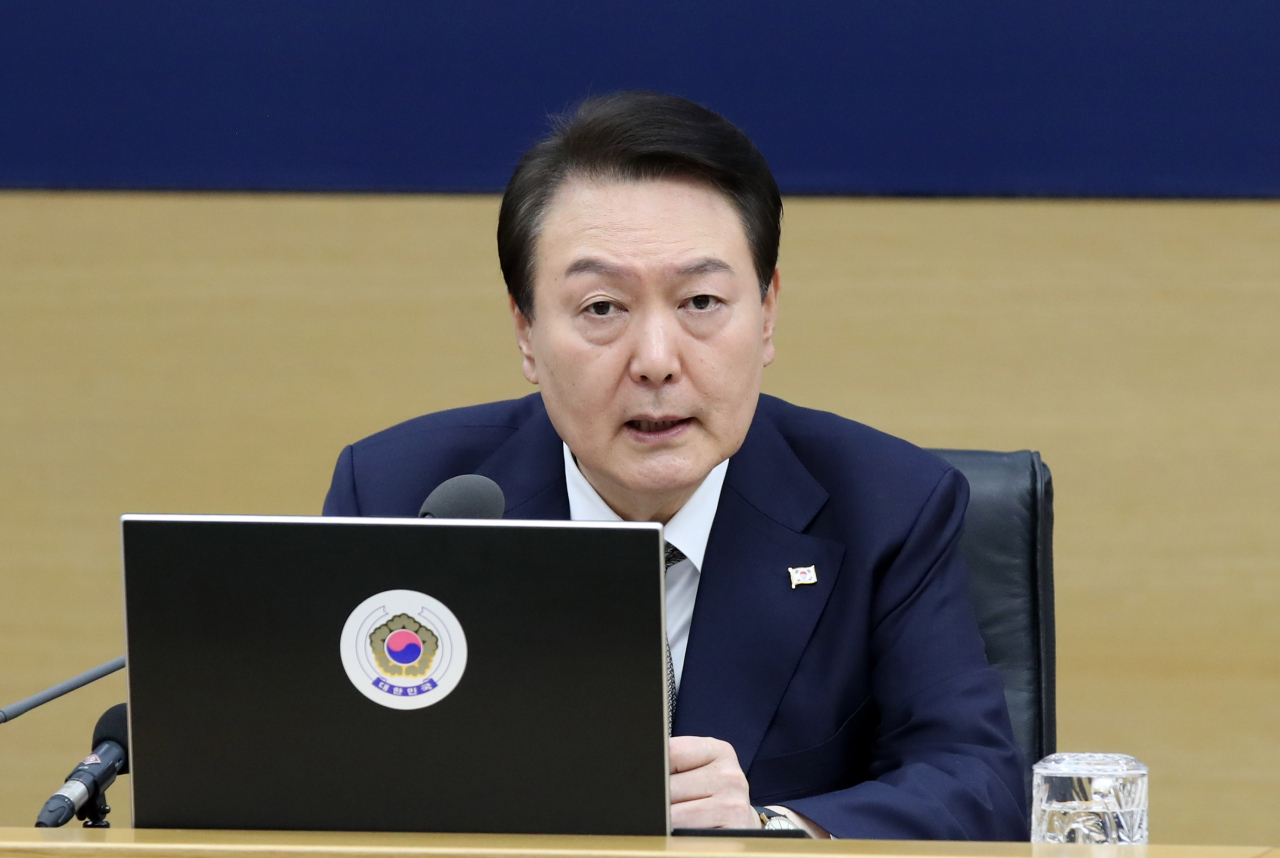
[323,393,1028,840]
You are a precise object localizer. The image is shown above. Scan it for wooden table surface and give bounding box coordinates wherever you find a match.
[0,830,1271,858]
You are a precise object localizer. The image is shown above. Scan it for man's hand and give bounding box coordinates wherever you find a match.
[669,736,759,829]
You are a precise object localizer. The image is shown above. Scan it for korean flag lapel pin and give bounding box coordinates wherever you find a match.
[787,565,817,589]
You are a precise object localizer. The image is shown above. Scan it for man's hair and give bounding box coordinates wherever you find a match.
[497,91,783,318]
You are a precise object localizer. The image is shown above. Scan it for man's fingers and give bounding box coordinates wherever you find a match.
[669,735,733,773]
[669,766,716,804]
[671,794,759,830]
[668,736,756,829]
[669,768,751,808]
[670,795,728,829]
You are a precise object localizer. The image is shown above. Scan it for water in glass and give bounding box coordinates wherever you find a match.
[1031,752,1148,844]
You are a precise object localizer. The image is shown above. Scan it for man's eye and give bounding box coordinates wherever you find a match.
[687,295,718,311]
[587,301,615,316]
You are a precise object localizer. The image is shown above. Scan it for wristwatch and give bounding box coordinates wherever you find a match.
[754,805,804,833]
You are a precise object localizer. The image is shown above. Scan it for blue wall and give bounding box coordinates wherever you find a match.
[2,1,1278,196]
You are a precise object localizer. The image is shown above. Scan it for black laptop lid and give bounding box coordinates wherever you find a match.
[122,515,669,835]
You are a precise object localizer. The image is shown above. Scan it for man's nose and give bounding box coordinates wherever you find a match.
[628,309,682,386]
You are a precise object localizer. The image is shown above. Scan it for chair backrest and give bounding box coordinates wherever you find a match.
[928,449,1056,802]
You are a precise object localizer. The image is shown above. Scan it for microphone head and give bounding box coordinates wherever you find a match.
[92,703,129,774]
[419,475,506,520]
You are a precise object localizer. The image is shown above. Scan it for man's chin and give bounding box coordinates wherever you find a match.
[577,449,720,521]
[616,458,716,499]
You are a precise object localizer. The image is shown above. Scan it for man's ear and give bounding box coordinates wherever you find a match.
[761,268,780,368]
[510,294,540,385]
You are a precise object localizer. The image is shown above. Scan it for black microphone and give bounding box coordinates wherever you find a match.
[418,474,505,519]
[35,703,128,828]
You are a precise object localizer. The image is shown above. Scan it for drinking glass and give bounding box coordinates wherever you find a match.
[1031,753,1148,844]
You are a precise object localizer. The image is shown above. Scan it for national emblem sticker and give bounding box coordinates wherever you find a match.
[339,589,468,710]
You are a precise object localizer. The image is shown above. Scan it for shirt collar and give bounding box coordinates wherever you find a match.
[562,442,727,572]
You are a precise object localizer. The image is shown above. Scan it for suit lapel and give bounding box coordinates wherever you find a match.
[473,396,570,521]
[675,407,846,773]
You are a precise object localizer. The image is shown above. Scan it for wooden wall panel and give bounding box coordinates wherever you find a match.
[0,193,1276,844]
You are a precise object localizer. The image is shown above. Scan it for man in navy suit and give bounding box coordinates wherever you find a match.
[324,92,1026,840]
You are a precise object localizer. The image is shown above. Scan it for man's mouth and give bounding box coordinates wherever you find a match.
[626,417,692,434]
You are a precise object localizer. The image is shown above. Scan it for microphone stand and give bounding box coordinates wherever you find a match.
[79,789,113,828]
[0,657,126,724]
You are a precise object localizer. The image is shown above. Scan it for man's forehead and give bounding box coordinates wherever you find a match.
[537,175,751,268]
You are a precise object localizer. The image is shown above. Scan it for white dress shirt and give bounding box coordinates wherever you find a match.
[562,443,727,692]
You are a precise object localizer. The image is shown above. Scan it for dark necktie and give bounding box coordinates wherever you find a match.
[664,543,687,733]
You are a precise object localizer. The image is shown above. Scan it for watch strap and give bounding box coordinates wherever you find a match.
[753,805,784,820]
[754,805,805,833]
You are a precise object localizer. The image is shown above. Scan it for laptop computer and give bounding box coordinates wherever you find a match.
[121,514,669,835]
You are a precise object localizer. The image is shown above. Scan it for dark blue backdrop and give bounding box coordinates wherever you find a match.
[2,1,1277,196]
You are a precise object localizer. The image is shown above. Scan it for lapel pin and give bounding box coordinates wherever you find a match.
[787,565,817,589]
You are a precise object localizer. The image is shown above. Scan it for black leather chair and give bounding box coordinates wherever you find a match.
[928,449,1056,803]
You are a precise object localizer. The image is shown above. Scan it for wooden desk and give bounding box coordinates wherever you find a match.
[0,830,1271,858]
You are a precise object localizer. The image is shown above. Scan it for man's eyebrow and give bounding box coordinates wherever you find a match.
[564,258,628,278]
[563,256,733,278]
[676,258,734,276]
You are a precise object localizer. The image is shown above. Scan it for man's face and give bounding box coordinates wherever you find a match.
[512,175,778,522]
